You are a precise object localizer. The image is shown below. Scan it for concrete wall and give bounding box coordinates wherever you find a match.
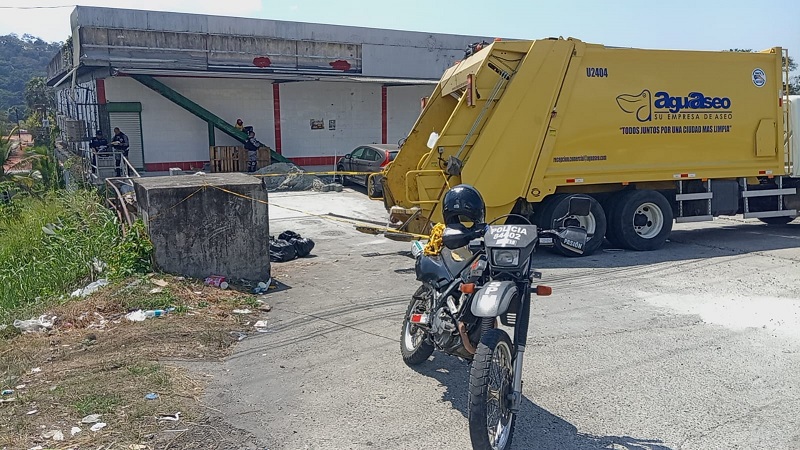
[134,172,270,281]
[103,76,434,169]
[279,81,380,164]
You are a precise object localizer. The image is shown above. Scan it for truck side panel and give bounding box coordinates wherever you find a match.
[461,39,575,208]
[531,45,784,199]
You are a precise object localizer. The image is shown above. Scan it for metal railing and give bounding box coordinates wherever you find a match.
[87,149,139,183]
[78,148,142,233]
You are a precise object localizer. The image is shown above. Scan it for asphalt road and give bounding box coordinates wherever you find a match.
[206,189,800,450]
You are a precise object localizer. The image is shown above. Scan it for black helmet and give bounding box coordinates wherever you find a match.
[442,184,485,228]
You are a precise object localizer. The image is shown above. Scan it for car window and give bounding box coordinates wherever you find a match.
[365,148,382,162]
[389,151,399,161]
[351,147,366,159]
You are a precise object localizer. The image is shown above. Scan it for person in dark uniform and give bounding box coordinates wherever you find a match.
[89,130,108,173]
[244,129,263,172]
[110,127,130,177]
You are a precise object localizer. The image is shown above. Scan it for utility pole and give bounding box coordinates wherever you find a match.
[10,107,22,141]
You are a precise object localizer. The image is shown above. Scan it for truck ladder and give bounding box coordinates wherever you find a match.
[675,179,713,223]
[740,177,797,219]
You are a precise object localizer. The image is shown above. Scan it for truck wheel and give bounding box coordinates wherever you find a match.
[539,194,607,256]
[609,190,673,251]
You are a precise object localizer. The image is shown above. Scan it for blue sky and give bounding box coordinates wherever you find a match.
[263,0,800,53]
[0,0,798,59]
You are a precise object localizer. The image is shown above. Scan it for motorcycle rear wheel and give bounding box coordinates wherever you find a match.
[468,328,516,450]
[400,285,435,366]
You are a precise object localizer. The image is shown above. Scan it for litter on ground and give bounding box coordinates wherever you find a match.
[70,279,109,298]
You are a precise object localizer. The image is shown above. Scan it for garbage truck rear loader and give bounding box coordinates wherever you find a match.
[381,38,798,255]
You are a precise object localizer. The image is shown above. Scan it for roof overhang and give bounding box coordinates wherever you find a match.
[113,67,439,86]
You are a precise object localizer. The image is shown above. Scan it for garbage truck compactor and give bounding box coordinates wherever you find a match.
[381,38,799,255]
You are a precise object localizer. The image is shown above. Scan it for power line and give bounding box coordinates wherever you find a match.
[0,5,75,9]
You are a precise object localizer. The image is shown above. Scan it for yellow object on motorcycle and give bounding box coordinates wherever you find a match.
[423,223,445,256]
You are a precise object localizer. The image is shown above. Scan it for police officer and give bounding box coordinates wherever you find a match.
[110,127,130,177]
[89,130,108,173]
[89,130,108,152]
[244,129,263,172]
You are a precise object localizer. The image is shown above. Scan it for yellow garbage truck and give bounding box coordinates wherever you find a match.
[380,38,799,255]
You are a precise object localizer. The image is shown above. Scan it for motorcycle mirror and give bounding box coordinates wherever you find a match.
[442,224,479,250]
[567,196,591,217]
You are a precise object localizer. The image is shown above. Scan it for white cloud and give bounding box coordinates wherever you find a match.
[0,0,263,42]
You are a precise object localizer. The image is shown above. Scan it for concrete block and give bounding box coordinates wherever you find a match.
[133,173,269,281]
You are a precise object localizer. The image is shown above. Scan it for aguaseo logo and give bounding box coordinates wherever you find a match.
[616,89,732,122]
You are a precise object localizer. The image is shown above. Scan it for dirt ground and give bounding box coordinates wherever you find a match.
[0,274,273,450]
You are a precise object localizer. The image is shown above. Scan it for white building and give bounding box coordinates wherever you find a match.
[47,6,490,171]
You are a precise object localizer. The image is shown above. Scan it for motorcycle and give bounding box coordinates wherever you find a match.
[400,195,592,450]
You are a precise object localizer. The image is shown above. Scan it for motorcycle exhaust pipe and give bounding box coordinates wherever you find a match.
[457,321,476,355]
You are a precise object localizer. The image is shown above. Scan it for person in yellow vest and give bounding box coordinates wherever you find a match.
[235,118,244,131]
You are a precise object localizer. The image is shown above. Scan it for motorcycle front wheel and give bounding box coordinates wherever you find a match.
[400,284,435,366]
[468,328,516,450]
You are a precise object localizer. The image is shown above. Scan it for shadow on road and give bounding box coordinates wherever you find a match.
[412,355,673,450]
[533,221,800,270]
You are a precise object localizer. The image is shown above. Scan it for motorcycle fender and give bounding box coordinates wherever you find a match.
[471,281,518,318]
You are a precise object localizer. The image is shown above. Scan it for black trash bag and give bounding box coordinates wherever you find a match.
[292,237,315,258]
[269,239,297,262]
[279,230,302,241]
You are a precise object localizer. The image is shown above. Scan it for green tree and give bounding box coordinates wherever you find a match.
[0,34,62,114]
[24,76,54,112]
[0,109,7,137]
[23,76,55,146]
[0,128,42,192]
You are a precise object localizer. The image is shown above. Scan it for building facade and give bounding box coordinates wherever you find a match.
[47,6,489,171]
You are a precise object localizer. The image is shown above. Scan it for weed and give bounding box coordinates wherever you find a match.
[127,362,160,377]
[108,220,153,279]
[72,393,122,416]
[0,190,153,324]
[241,296,261,308]
[122,290,177,312]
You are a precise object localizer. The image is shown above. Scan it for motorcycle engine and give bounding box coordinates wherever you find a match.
[430,307,460,350]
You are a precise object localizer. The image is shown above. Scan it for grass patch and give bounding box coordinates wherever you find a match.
[72,393,122,416]
[0,190,152,324]
[122,289,178,312]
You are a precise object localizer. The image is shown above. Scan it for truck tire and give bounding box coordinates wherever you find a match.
[539,194,607,256]
[608,190,673,251]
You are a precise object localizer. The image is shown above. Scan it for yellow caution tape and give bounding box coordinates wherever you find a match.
[146,183,429,240]
[252,171,377,178]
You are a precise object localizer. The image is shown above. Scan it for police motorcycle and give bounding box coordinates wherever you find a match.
[400,185,591,450]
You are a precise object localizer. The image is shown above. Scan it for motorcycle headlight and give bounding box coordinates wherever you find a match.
[491,248,520,267]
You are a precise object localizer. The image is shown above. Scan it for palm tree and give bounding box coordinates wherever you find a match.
[1,126,41,191]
